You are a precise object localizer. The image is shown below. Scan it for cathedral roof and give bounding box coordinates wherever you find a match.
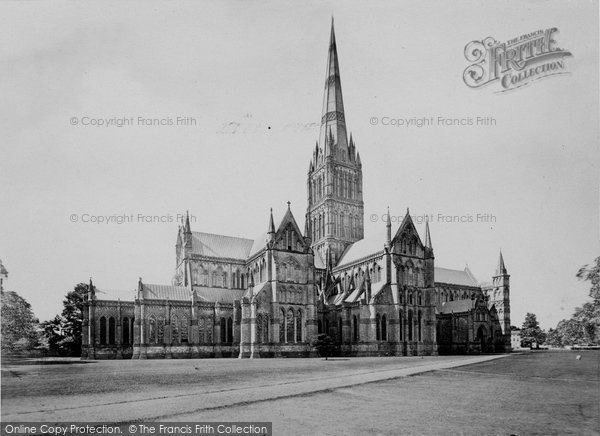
[437,299,476,314]
[139,283,246,303]
[191,231,254,260]
[434,267,479,287]
[336,228,387,268]
[141,284,192,301]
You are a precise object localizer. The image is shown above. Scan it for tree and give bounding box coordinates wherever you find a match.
[1,291,40,354]
[521,312,545,349]
[312,334,335,360]
[42,283,88,356]
[555,318,584,346]
[577,256,600,300]
[545,328,562,347]
[545,257,600,348]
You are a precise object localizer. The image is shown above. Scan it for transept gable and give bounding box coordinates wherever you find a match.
[273,207,306,252]
[392,213,425,256]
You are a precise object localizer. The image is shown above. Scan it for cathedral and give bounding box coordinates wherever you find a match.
[81,21,511,360]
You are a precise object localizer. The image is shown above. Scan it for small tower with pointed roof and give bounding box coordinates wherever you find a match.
[307,18,364,266]
[490,250,511,349]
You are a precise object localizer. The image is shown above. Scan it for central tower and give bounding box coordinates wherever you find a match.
[307,20,364,266]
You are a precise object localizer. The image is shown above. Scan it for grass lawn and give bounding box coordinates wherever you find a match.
[172,351,600,435]
[2,351,598,435]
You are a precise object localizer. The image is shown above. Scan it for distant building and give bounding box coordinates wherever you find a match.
[81,20,511,360]
[511,328,523,350]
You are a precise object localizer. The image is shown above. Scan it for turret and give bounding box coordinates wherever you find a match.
[183,211,193,255]
[267,208,276,244]
[491,250,511,347]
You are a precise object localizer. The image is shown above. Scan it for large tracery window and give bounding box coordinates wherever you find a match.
[148,316,157,344]
[286,309,294,343]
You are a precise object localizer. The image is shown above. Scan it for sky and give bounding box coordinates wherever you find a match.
[1,0,598,330]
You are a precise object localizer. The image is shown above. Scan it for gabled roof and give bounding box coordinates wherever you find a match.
[437,299,476,314]
[191,231,254,260]
[141,284,191,301]
[392,211,424,247]
[435,267,479,287]
[345,286,363,303]
[336,228,387,267]
[273,206,305,245]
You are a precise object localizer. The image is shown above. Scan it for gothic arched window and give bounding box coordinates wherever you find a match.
[399,311,403,341]
[408,310,413,341]
[149,316,157,345]
[279,309,286,343]
[227,317,233,343]
[381,314,387,341]
[171,316,180,344]
[286,309,294,343]
[122,317,129,345]
[108,317,115,345]
[296,310,302,342]
[99,316,107,345]
[220,318,226,343]
[376,314,381,341]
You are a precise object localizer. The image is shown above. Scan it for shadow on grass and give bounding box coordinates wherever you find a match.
[322,358,350,361]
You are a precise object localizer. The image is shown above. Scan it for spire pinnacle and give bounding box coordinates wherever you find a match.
[184,210,191,233]
[496,250,507,275]
[268,208,275,234]
[424,218,432,249]
[386,206,392,244]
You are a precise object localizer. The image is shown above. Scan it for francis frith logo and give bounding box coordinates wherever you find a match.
[463,27,572,92]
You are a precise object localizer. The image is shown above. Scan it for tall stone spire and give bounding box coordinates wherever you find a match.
[319,17,348,155]
[307,19,364,266]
